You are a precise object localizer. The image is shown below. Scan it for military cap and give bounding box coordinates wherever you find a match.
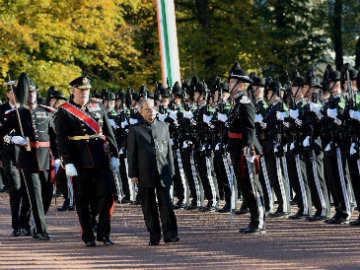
[341,63,358,81]
[291,71,304,87]
[91,89,101,99]
[162,87,171,98]
[69,76,92,89]
[314,76,322,89]
[117,88,125,100]
[228,62,252,83]
[107,91,116,100]
[329,70,341,82]
[252,75,266,87]
[139,84,148,98]
[145,90,154,99]
[304,68,315,86]
[132,90,140,101]
[172,82,183,97]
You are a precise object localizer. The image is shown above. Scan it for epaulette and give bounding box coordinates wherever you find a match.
[240,95,251,104]
[5,108,16,115]
[39,104,56,113]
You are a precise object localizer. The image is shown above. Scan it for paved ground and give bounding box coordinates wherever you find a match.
[1,193,360,270]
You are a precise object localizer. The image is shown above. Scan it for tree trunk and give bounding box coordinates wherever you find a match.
[333,0,343,70]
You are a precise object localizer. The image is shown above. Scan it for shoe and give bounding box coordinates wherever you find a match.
[11,229,21,237]
[185,204,198,210]
[67,205,75,211]
[202,205,218,212]
[268,211,290,218]
[121,198,131,204]
[57,204,69,211]
[31,228,40,239]
[349,219,360,226]
[38,233,51,240]
[174,202,187,209]
[149,240,160,246]
[217,205,231,213]
[85,240,96,247]
[164,237,179,243]
[239,226,266,234]
[22,228,31,236]
[131,200,141,205]
[288,212,308,220]
[307,215,328,222]
[235,208,249,215]
[325,216,350,224]
[100,237,114,245]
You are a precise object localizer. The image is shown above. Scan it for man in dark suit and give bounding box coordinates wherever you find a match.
[127,91,179,246]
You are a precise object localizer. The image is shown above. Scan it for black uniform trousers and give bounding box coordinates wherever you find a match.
[286,153,312,216]
[181,149,204,207]
[72,167,114,243]
[213,152,232,206]
[303,150,330,217]
[0,167,7,191]
[324,149,351,219]
[172,148,189,205]
[139,186,178,242]
[3,158,31,231]
[194,151,219,207]
[119,153,130,200]
[348,154,360,218]
[264,151,290,213]
[23,170,53,234]
[233,156,265,228]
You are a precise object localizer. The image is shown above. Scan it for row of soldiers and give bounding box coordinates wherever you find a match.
[99,62,360,232]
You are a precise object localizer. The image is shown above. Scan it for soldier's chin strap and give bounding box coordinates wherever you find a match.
[294,86,302,101]
[229,80,241,96]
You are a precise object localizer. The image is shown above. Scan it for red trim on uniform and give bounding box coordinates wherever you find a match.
[109,198,115,218]
[228,132,243,139]
[61,103,102,134]
[29,141,50,147]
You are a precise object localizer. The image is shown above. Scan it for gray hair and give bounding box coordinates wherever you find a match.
[139,98,154,110]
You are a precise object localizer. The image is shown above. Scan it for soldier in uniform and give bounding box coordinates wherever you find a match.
[0,73,56,240]
[55,76,119,246]
[0,81,31,236]
[227,62,265,234]
[127,93,179,246]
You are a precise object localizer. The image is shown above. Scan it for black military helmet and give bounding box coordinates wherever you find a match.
[252,75,266,87]
[108,91,116,100]
[117,88,125,100]
[69,76,92,89]
[228,62,252,83]
[101,88,108,100]
[47,86,57,98]
[304,67,315,86]
[52,90,67,101]
[139,84,149,98]
[132,89,140,101]
[221,82,229,93]
[162,87,171,98]
[172,81,183,97]
[313,76,322,89]
[91,89,101,99]
[341,63,358,81]
[190,76,200,93]
[145,89,154,99]
[291,70,304,87]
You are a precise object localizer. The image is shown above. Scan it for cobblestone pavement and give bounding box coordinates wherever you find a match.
[1,193,360,270]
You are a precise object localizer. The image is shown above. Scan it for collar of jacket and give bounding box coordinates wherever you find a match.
[23,103,37,110]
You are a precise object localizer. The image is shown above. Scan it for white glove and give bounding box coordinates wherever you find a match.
[182,141,189,149]
[111,157,120,173]
[350,143,357,155]
[11,136,28,146]
[217,113,228,122]
[158,113,167,122]
[129,118,138,125]
[54,159,61,174]
[65,163,78,177]
[325,142,332,152]
[119,147,124,155]
[289,109,299,119]
[255,113,263,123]
[170,139,174,146]
[290,142,295,151]
[283,144,288,152]
[310,102,323,119]
[349,110,360,121]
[183,111,193,119]
[303,136,311,147]
[201,145,206,151]
[121,119,128,128]
[203,114,212,124]
[260,122,267,129]
[276,111,287,121]
[274,144,279,153]
[169,110,178,121]
[215,143,221,151]
[109,119,116,128]
[327,108,338,119]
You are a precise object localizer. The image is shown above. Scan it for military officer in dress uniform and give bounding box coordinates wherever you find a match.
[55,76,119,246]
[227,62,265,234]
[0,73,56,240]
[127,92,179,246]
[0,82,31,237]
